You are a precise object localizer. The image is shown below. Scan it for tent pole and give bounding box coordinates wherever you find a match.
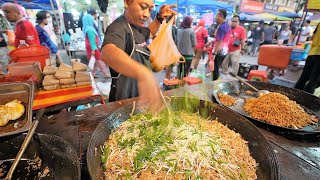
[50,0,71,60]
[176,0,179,27]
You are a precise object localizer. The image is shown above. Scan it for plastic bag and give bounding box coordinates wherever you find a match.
[88,55,96,70]
[189,70,205,80]
[7,30,15,46]
[148,17,184,72]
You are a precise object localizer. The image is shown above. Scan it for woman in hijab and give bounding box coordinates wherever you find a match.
[82,14,109,77]
[191,19,208,70]
[176,16,197,78]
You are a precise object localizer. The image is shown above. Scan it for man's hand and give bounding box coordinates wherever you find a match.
[91,51,95,56]
[137,68,164,113]
[159,4,178,18]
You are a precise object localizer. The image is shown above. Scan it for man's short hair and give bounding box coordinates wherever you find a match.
[233,15,240,21]
[259,20,264,25]
[88,9,97,15]
[218,9,227,19]
[1,3,20,14]
[306,20,311,24]
[269,21,274,26]
[36,10,48,24]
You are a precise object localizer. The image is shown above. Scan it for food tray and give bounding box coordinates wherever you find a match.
[0,82,34,137]
[213,80,320,137]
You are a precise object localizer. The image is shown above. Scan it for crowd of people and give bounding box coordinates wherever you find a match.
[166,10,317,82]
[0,2,109,77]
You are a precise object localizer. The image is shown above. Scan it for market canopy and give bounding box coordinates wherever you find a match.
[253,13,292,21]
[0,0,58,10]
[239,13,271,22]
[158,0,234,12]
[274,12,300,19]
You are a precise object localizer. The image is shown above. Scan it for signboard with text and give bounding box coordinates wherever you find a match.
[264,4,279,12]
[307,0,320,10]
[240,0,265,13]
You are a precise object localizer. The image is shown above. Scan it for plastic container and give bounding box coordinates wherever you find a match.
[9,46,50,70]
[183,77,202,85]
[163,78,184,90]
[247,70,268,82]
[7,61,43,87]
[258,45,293,69]
[270,77,296,88]
[290,49,308,61]
[238,63,259,78]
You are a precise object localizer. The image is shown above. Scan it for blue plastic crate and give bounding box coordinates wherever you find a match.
[270,77,296,88]
[290,49,308,61]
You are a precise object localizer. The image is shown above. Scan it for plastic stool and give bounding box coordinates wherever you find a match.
[183,77,203,85]
[247,70,268,82]
[163,78,184,90]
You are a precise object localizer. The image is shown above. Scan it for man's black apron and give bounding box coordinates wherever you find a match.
[109,23,152,102]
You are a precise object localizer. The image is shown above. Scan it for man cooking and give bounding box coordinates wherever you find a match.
[101,0,177,110]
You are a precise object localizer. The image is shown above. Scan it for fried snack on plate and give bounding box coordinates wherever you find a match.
[5,99,25,120]
[0,105,14,126]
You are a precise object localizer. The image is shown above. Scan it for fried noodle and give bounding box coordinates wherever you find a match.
[102,112,257,179]
[218,93,237,106]
[243,92,318,129]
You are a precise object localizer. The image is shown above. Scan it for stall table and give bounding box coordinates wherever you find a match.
[32,84,103,113]
[68,48,86,58]
[36,82,320,179]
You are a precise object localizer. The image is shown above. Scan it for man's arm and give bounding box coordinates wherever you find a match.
[213,41,222,55]
[148,5,177,38]
[148,19,161,37]
[101,44,151,81]
[261,31,265,42]
[101,44,162,111]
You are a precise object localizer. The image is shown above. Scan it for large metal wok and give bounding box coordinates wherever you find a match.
[87,97,279,180]
[0,133,81,179]
[213,81,320,138]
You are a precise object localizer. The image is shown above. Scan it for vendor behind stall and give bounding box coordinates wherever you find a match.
[101,0,177,110]
[1,3,40,47]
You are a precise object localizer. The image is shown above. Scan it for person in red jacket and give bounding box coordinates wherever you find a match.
[1,3,40,47]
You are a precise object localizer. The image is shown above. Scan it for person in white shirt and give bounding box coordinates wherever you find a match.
[299,20,313,43]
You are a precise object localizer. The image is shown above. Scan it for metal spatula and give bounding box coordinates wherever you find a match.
[229,72,269,97]
[5,108,45,180]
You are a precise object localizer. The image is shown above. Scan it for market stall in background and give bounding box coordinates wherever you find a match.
[0,0,319,179]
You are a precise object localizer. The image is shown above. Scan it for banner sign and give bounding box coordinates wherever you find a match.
[307,0,320,10]
[264,4,279,12]
[240,0,265,13]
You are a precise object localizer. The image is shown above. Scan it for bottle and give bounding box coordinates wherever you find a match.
[17,40,29,48]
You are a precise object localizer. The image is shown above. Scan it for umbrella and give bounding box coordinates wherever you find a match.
[274,12,300,18]
[253,13,292,21]
[159,0,234,12]
[239,13,271,22]
[308,13,320,21]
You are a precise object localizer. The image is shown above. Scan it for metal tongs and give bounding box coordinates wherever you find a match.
[229,72,269,97]
[5,108,45,180]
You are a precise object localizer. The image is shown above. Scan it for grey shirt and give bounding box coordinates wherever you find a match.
[264,26,276,41]
[177,28,196,56]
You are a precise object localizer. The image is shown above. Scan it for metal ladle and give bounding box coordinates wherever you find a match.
[229,72,269,97]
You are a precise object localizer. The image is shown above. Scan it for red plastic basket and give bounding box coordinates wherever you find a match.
[9,46,50,70]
